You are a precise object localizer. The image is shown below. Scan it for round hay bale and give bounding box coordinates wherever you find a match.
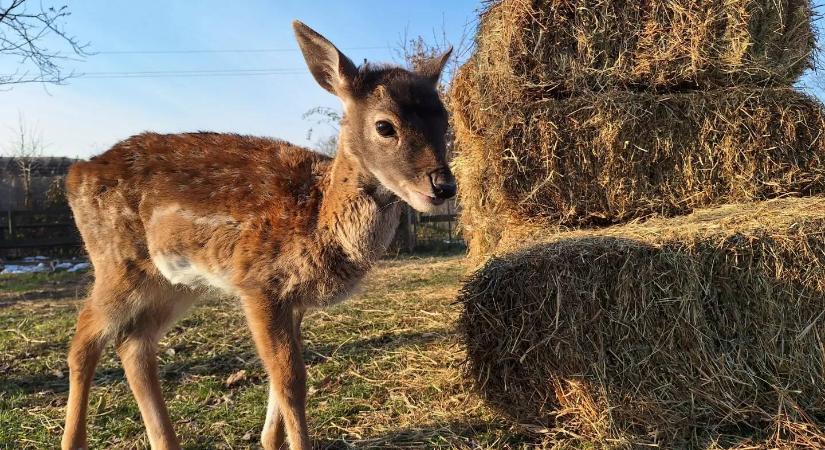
[471,0,814,126]
[459,197,825,448]
[452,88,825,259]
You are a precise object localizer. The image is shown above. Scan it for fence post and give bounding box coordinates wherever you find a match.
[447,200,454,242]
[7,175,14,238]
[409,207,418,251]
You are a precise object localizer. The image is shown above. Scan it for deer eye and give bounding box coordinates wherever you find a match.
[375,121,396,137]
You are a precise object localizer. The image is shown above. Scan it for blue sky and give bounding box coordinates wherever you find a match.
[0,1,479,158]
[0,0,822,158]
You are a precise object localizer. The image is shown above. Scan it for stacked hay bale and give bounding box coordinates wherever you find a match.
[452,0,820,261]
[451,0,825,447]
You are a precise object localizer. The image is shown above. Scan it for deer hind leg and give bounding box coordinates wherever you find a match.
[117,331,180,450]
[243,298,310,450]
[115,284,191,450]
[260,309,306,450]
[62,304,109,450]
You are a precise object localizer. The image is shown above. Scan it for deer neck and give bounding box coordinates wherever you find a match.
[317,139,402,265]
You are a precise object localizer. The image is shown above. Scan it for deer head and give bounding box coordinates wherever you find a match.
[293,20,456,213]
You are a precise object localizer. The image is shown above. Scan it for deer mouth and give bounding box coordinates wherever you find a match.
[382,177,446,213]
[412,190,446,206]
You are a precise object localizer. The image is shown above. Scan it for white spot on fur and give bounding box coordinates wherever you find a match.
[152,253,236,296]
[262,383,280,441]
[149,205,237,228]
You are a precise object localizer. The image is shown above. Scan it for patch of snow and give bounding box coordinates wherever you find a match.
[68,262,91,273]
[53,262,74,271]
[21,256,50,262]
[1,263,49,274]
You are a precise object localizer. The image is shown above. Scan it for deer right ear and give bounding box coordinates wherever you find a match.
[293,20,358,97]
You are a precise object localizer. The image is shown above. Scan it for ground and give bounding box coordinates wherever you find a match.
[0,255,539,449]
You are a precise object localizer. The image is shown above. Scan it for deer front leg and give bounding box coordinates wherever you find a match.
[261,308,306,449]
[262,381,287,450]
[243,297,310,450]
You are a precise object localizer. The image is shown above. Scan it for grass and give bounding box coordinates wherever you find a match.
[0,271,88,294]
[0,255,539,449]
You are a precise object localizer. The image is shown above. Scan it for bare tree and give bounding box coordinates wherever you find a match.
[394,20,472,89]
[45,173,67,208]
[0,0,88,86]
[302,106,342,155]
[6,114,45,208]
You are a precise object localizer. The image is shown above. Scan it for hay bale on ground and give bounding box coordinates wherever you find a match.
[449,87,825,260]
[459,197,825,448]
[470,0,814,127]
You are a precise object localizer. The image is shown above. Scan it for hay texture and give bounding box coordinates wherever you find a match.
[459,197,825,448]
[450,86,825,260]
[470,0,814,125]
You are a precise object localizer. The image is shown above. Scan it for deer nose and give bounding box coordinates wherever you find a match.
[429,168,456,200]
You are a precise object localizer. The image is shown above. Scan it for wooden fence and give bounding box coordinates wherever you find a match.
[0,209,82,258]
[0,207,462,258]
[392,205,463,253]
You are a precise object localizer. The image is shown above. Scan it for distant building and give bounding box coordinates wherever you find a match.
[0,157,79,210]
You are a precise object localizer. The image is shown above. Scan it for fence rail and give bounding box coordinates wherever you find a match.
[0,209,82,257]
[392,207,462,253]
[418,214,456,223]
[0,207,462,257]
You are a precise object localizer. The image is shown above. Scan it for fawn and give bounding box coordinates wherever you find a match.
[60,20,454,450]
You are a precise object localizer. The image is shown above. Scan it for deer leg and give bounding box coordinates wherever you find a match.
[262,380,287,450]
[117,332,180,450]
[244,299,310,450]
[62,306,108,450]
[260,308,306,450]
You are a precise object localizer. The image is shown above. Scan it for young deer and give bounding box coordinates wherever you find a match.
[61,21,454,450]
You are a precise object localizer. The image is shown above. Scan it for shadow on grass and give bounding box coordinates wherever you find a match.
[311,419,538,450]
[2,328,448,396]
[176,419,533,450]
[304,328,447,365]
[160,328,447,384]
[1,366,125,396]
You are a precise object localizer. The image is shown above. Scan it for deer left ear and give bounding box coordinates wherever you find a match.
[417,47,452,86]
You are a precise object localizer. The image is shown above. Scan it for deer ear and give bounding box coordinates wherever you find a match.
[293,20,358,97]
[417,47,453,86]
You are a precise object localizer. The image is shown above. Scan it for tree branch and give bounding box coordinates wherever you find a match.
[0,1,87,86]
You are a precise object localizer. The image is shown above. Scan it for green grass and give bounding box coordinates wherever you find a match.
[0,271,88,294]
[0,255,541,449]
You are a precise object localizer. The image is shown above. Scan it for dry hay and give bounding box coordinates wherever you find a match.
[449,86,825,260]
[459,196,825,449]
[450,66,505,262]
[467,0,814,128]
